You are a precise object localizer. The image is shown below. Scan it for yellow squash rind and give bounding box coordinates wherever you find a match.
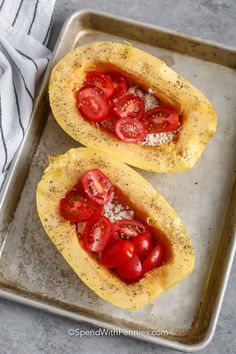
[36,147,194,309]
[49,41,217,172]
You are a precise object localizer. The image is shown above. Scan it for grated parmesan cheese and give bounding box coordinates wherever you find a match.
[103,200,134,223]
[144,92,160,110]
[76,201,135,237]
[96,85,175,147]
[127,86,159,110]
[128,86,175,146]
[127,86,145,99]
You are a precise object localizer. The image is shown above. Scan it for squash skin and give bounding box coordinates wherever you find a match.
[36,147,194,310]
[49,41,217,172]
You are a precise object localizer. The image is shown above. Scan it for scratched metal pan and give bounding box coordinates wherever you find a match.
[0,10,235,352]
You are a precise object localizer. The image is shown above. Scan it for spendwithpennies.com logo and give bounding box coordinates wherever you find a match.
[67,328,168,337]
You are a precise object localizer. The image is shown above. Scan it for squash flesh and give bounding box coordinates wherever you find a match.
[36,148,194,309]
[49,42,217,172]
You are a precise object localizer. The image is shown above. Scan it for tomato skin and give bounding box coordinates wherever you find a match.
[84,71,114,99]
[115,117,146,143]
[142,107,179,133]
[132,234,152,260]
[82,215,112,253]
[102,100,117,122]
[113,220,150,240]
[59,188,100,222]
[76,87,109,122]
[114,94,145,120]
[106,71,128,99]
[116,254,142,282]
[142,244,164,275]
[101,239,134,268]
[81,169,114,205]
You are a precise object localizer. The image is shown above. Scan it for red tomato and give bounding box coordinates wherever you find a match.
[142,244,164,275]
[113,220,150,240]
[115,117,146,142]
[101,239,134,268]
[59,188,101,222]
[116,254,142,282]
[102,100,117,122]
[142,107,179,133]
[132,234,152,260]
[106,71,128,98]
[76,87,109,122]
[81,169,114,205]
[114,94,145,120]
[84,71,114,99]
[82,215,112,253]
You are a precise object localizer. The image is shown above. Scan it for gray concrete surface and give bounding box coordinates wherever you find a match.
[1,0,236,353]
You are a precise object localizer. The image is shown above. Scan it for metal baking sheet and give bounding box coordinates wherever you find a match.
[0,10,235,352]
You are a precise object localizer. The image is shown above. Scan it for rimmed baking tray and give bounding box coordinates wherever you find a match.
[0,10,235,352]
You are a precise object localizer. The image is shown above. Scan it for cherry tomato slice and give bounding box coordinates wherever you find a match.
[81,169,114,205]
[114,94,145,120]
[102,100,117,122]
[116,254,142,282]
[59,188,101,222]
[115,117,146,143]
[113,220,150,240]
[142,243,164,275]
[106,71,128,99]
[84,71,114,99]
[82,215,112,253]
[142,107,179,133]
[101,239,134,268]
[132,234,152,260]
[76,87,109,122]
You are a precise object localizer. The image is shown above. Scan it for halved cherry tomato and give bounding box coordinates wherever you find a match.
[59,188,101,222]
[113,220,150,240]
[82,215,112,253]
[142,107,179,133]
[84,71,114,99]
[101,239,134,268]
[106,71,128,99]
[76,87,109,122]
[81,169,114,205]
[116,254,142,282]
[115,117,146,143]
[142,243,164,275]
[114,94,145,120]
[102,100,117,122]
[132,234,152,260]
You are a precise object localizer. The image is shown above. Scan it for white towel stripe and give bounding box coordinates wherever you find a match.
[0,0,56,193]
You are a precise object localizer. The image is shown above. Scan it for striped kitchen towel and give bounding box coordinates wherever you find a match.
[0,0,56,194]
